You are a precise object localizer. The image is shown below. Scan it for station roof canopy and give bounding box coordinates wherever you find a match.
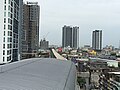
[0,58,76,90]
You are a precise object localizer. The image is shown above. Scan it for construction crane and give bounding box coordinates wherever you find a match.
[43,32,49,40]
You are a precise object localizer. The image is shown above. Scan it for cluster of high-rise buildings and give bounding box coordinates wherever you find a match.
[0,0,103,64]
[0,0,40,63]
[62,25,103,51]
[62,25,79,49]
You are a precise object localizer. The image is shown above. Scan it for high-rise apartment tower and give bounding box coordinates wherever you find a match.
[62,25,79,49]
[22,2,40,58]
[92,30,102,51]
[0,0,23,63]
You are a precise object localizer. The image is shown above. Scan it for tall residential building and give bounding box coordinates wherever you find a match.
[92,30,102,51]
[22,2,40,58]
[62,25,79,49]
[0,0,23,63]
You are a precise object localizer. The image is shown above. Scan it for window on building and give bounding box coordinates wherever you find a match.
[11,1,13,7]
[8,31,12,36]
[14,34,15,38]
[8,31,10,36]
[4,0,6,4]
[8,18,12,24]
[4,6,6,10]
[7,50,9,55]
[9,0,11,4]
[10,44,12,48]
[3,57,5,62]
[13,44,15,48]
[3,50,5,55]
[7,37,10,42]
[8,25,12,30]
[4,25,6,29]
[8,12,11,18]
[4,18,6,23]
[7,51,9,55]
[4,12,6,17]
[3,44,5,49]
[7,57,9,61]
[11,8,13,13]
[7,44,9,49]
[9,56,11,60]
[11,14,13,18]
[16,35,18,39]
[3,37,5,42]
[4,31,5,36]
[10,50,11,54]
[8,5,11,11]
[10,37,12,42]
[10,32,12,36]
[13,39,15,43]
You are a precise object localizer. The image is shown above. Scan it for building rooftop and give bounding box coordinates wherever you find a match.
[27,2,38,5]
[0,58,76,90]
[108,72,120,75]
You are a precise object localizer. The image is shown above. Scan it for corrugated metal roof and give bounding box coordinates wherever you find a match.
[0,58,76,90]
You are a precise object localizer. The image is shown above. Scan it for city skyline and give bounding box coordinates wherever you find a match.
[24,0,120,47]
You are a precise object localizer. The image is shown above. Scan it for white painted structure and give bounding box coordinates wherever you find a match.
[0,0,22,63]
[90,57,119,67]
[52,49,67,60]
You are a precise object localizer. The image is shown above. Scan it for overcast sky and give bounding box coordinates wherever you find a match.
[24,0,120,47]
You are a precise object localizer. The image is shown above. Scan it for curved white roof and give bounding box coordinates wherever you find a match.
[0,58,76,90]
[52,49,67,60]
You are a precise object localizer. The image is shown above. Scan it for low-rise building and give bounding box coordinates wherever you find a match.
[99,72,120,90]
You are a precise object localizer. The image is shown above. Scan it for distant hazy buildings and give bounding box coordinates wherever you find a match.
[62,25,79,49]
[40,38,49,50]
[92,30,102,51]
[0,0,23,63]
[22,2,40,58]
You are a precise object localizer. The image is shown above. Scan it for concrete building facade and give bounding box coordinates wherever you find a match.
[62,25,79,49]
[40,38,49,50]
[19,0,24,60]
[0,0,23,63]
[22,2,40,58]
[92,30,102,51]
